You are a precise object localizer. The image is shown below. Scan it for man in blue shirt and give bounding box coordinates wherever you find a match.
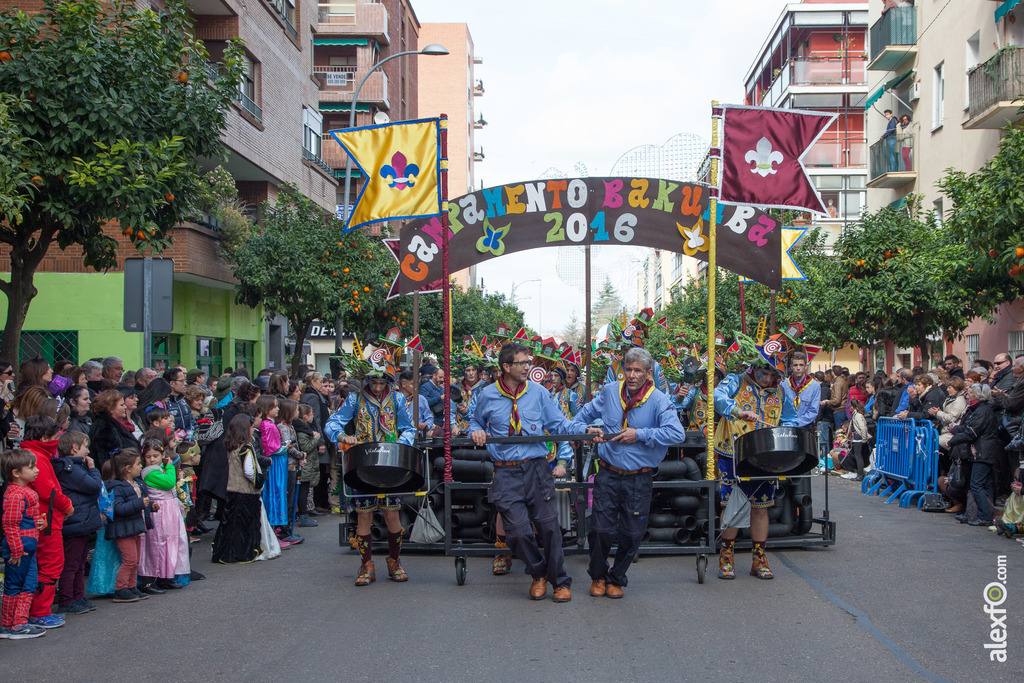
[325,360,415,587]
[575,347,685,598]
[470,342,590,603]
[781,352,820,428]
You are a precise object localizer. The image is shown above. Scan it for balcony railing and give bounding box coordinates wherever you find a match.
[236,90,262,120]
[313,65,357,91]
[303,147,334,175]
[869,6,916,64]
[803,138,868,168]
[868,132,915,186]
[967,46,1024,123]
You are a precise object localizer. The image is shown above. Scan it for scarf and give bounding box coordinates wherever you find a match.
[619,380,655,428]
[788,374,812,407]
[495,377,527,436]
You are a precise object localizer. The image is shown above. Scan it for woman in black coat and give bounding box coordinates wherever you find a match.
[89,389,141,470]
[947,383,1001,524]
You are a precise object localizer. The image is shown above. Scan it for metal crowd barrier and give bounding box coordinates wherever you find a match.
[861,417,941,508]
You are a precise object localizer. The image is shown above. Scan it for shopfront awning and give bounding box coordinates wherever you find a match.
[863,69,915,110]
[996,0,1022,24]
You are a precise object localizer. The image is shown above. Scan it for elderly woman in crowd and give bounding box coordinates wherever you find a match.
[946,383,1001,526]
[930,376,967,452]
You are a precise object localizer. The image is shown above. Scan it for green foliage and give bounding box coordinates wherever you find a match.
[834,204,1014,359]
[195,165,240,220]
[0,0,243,362]
[941,124,1024,286]
[591,277,624,326]
[412,287,527,355]
[0,94,31,226]
[226,185,354,373]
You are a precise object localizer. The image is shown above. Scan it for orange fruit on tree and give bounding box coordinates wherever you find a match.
[177,72,188,83]
[332,272,338,277]
[989,249,999,258]
[30,175,42,186]
[1011,265,1021,277]
[1017,247,1024,258]
[363,286,369,292]
[0,52,12,62]
[337,242,343,246]
[343,268,349,273]
[164,193,174,202]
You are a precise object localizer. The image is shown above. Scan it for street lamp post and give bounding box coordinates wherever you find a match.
[334,43,448,354]
[510,278,541,331]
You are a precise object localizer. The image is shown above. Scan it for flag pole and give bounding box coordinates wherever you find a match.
[440,114,453,483]
[705,101,720,482]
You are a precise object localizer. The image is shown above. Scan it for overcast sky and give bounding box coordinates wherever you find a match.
[413,0,793,336]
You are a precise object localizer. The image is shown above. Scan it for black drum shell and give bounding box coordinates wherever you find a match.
[733,426,818,476]
[343,442,425,494]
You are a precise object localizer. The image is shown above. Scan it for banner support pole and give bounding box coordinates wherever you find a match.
[439,114,452,482]
[706,102,720,482]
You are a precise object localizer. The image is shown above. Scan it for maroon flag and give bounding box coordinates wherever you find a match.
[717,105,836,215]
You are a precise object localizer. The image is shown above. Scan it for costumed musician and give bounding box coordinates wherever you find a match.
[324,345,415,587]
[713,342,798,581]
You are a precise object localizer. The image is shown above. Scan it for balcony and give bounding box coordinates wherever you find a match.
[868,6,917,72]
[867,133,916,189]
[964,46,1024,130]
[302,147,334,176]
[318,69,389,108]
[803,138,868,168]
[236,90,262,120]
[791,58,867,86]
[318,1,389,45]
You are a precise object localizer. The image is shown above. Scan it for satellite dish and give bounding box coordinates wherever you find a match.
[373,111,390,125]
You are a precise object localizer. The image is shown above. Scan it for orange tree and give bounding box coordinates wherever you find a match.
[0,0,243,364]
[941,122,1024,287]
[833,204,1014,363]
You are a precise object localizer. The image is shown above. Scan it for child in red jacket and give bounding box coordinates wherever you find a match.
[22,416,72,629]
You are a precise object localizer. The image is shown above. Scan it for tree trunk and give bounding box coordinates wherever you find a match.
[289,317,313,377]
[0,223,53,379]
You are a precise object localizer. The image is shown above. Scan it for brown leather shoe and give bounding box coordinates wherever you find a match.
[945,503,964,514]
[552,586,572,603]
[590,579,606,597]
[606,584,624,599]
[529,577,547,600]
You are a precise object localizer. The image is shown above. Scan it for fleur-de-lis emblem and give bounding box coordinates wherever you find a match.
[744,137,784,177]
[379,151,420,190]
[475,217,510,256]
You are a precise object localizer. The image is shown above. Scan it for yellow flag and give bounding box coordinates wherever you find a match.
[330,118,441,231]
[738,227,807,283]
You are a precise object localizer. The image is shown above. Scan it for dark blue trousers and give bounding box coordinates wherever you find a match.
[588,468,653,587]
[2,536,38,596]
[490,457,570,589]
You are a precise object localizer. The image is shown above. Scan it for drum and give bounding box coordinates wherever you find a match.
[343,442,425,494]
[733,426,818,477]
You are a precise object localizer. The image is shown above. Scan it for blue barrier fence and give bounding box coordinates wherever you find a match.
[861,417,940,508]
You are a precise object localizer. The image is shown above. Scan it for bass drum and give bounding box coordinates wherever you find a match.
[343,442,425,494]
[733,426,818,477]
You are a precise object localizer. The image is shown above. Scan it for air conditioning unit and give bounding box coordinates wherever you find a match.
[909,82,921,102]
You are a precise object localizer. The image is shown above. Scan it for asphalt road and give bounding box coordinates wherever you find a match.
[3,477,1020,681]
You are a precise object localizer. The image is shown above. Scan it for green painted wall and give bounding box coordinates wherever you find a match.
[0,273,265,369]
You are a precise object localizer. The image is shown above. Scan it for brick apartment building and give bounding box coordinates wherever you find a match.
[0,0,337,374]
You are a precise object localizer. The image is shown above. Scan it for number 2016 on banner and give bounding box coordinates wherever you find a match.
[544,211,636,244]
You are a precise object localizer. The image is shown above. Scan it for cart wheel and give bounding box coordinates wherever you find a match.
[455,556,467,586]
[696,555,707,584]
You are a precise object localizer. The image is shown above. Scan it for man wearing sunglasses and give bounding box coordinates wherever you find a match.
[713,352,798,581]
[470,342,594,603]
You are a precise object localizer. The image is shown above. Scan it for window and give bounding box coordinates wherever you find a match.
[932,198,943,226]
[318,1,355,24]
[235,340,256,376]
[303,107,323,157]
[152,334,181,374]
[0,330,79,367]
[197,338,224,377]
[1009,331,1024,360]
[672,253,683,283]
[965,32,980,110]
[932,62,944,131]
[966,334,980,368]
[238,53,262,121]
